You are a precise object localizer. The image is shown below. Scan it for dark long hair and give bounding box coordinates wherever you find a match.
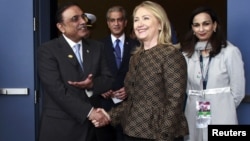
[181,6,227,57]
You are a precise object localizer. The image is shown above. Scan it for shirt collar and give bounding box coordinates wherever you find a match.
[111,33,125,45]
[62,34,82,49]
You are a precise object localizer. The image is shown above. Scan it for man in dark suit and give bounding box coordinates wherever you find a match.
[97,5,139,141]
[37,2,112,141]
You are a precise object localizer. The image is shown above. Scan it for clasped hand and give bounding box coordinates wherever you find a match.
[88,108,111,127]
[101,87,127,100]
[68,74,111,127]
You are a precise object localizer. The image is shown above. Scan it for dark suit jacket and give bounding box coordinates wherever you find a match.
[37,35,113,141]
[99,35,139,111]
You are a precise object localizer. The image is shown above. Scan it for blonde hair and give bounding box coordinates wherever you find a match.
[133,1,177,52]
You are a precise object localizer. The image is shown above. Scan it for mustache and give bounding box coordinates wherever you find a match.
[78,24,92,30]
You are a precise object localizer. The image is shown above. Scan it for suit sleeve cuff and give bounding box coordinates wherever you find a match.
[85,89,93,97]
[87,107,94,117]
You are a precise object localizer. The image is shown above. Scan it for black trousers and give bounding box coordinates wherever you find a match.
[95,124,116,141]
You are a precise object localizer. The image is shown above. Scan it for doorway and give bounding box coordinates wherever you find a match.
[55,0,227,41]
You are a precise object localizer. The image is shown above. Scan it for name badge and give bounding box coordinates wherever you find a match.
[196,100,211,128]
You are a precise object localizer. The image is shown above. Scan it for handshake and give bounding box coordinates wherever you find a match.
[88,108,111,127]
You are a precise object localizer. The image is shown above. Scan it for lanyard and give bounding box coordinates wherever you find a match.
[199,54,212,90]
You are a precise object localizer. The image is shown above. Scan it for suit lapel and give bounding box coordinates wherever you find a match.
[123,37,132,63]
[58,36,84,74]
[107,37,118,70]
[81,39,92,75]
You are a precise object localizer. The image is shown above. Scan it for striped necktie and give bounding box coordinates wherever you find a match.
[114,39,121,68]
[74,44,83,70]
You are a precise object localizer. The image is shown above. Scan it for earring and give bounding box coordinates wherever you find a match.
[193,32,196,35]
[213,29,216,32]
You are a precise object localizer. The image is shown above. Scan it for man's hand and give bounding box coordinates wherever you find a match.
[112,87,127,100]
[88,108,110,127]
[101,90,113,99]
[68,74,93,89]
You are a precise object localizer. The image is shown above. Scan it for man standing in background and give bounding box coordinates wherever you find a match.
[97,5,139,141]
[84,12,97,38]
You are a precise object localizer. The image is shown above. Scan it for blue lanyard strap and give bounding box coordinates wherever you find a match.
[200,54,212,90]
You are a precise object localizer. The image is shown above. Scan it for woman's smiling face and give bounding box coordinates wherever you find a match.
[133,7,160,42]
[192,12,217,41]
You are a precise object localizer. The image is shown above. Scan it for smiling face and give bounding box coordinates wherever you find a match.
[107,11,127,38]
[133,7,161,43]
[56,5,88,42]
[192,12,217,41]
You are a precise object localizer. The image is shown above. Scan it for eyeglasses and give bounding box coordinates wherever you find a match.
[68,14,88,23]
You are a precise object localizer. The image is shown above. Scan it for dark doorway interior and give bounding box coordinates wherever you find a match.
[53,0,227,42]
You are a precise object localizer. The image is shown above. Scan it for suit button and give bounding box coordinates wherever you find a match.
[131,82,134,87]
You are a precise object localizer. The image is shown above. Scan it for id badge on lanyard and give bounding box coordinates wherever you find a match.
[196,93,211,128]
[196,55,212,128]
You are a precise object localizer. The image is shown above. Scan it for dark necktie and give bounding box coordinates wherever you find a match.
[74,44,83,70]
[114,39,121,68]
